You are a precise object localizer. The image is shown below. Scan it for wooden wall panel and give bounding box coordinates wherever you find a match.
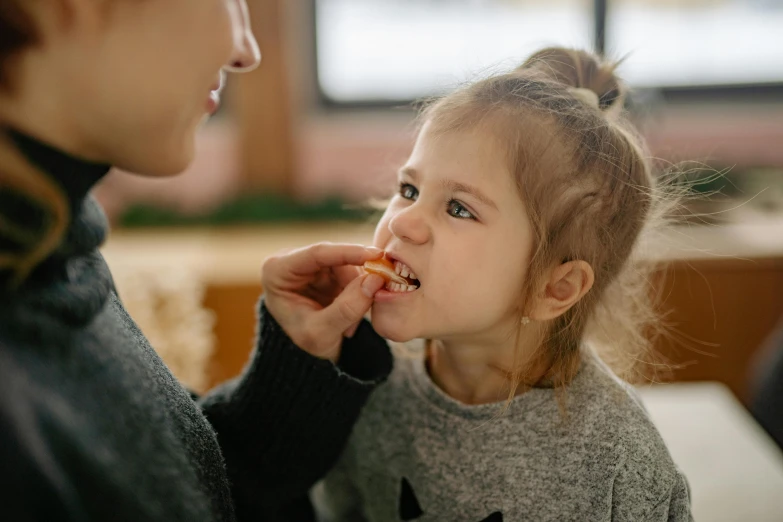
[204,283,264,386]
[655,259,783,403]
[233,0,296,195]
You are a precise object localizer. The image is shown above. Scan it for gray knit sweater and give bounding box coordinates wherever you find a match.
[312,348,693,522]
[0,129,393,522]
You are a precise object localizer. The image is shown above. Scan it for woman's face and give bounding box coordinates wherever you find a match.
[13,0,260,175]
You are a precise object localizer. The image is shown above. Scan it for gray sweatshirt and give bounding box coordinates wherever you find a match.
[312,346,692,522]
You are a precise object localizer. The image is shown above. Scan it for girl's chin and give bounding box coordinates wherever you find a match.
[369,316,417,343]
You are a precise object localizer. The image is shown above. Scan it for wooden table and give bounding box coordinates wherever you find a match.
[639,382,783,521]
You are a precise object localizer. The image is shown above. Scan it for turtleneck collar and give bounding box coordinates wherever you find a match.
[0,129,115,332]
[8,129,111,219]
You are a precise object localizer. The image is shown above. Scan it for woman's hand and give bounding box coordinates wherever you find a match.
[261,243,386,362]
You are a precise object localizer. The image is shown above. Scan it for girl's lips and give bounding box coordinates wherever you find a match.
[363,252,421,304]
[364,257,410,286]
[373,287,418,303]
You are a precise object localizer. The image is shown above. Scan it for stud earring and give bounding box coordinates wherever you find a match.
[521,316,531,326]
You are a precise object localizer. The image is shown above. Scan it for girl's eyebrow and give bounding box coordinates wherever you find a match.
[399,166,498,210]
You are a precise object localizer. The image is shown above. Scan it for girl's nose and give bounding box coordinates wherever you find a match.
[389,206,430,245]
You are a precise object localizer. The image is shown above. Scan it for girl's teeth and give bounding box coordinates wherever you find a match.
[393,260,415,279]
[384,280,417,293]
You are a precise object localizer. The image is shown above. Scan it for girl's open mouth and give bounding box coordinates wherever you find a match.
[364,255,421,293]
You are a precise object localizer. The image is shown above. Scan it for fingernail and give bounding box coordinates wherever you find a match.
[366,246,383,256]
[361,274,384,297]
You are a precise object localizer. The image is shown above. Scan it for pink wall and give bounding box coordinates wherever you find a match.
[95,104,783,225]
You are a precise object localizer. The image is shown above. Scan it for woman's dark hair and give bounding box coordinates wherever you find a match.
[1,2,70,288]
[0,0,39,92]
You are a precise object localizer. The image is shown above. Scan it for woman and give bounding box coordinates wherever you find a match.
[0,1,389,520]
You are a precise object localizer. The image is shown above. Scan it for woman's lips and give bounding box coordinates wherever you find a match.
[206,91,221,115]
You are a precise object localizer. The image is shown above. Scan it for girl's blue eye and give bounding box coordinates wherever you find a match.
[398,182,476,220]
[399,182,418,200]
[447,200,475,220]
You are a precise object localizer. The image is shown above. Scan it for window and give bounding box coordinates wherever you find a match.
[316,0,594,104]
[314,0,783,105]
[609,0,783,87]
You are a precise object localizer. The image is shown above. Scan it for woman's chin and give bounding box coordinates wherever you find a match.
[115,148,194,178]
[115,126,199,177]
[148,145,196,177]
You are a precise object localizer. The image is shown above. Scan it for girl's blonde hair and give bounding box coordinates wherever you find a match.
[0,1,71,288]
[421,47,674,396]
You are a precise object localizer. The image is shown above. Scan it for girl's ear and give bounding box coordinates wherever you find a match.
[529,260,594,321]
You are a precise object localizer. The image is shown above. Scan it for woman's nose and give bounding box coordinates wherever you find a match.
[389,206,430,245]
[224,0,261,73]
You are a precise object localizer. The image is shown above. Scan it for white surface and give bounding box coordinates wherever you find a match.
[316,0,783,102]
[638,382,783,522]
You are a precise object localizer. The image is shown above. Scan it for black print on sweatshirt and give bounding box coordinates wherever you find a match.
[398,477,503,521]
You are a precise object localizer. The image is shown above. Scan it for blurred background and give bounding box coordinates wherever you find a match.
[98,1,783,518]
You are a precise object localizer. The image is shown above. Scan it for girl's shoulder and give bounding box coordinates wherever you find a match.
[567,350,688,511]
[568,349,665,440]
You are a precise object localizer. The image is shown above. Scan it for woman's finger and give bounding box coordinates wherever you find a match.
[278,243,382,278]
[309,273,384,353]
[333,264,364,289]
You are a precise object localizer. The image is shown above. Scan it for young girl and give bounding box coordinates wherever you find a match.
[312,48,692,521]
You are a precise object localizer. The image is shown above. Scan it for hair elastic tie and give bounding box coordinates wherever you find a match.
[569,87,600,109]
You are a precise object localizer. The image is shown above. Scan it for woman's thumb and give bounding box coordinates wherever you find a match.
[318,273,384,336]
[361,273,385,298]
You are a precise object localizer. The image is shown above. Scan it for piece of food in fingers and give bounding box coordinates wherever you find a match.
[364,257,407,285]
[363,255,420,292]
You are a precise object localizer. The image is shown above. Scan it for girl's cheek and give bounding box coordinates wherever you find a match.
[373,217,391,246]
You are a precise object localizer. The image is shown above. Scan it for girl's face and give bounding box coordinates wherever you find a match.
[371,122,535,344]
[16,0,259,175]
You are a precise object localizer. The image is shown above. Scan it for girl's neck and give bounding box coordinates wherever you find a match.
[425,333,550,406]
